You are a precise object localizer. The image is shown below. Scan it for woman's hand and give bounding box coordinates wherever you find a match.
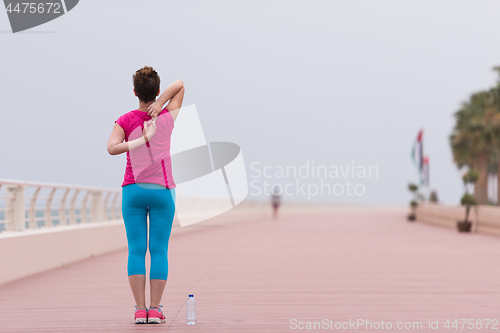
[147,102,163,118]
[143,119,157,142]
[150,80,184,118]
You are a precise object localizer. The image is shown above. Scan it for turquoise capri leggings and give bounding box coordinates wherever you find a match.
[121,183,176,280]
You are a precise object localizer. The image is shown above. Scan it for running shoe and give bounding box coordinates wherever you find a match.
[148,305,166,324]
[134,305,148,324]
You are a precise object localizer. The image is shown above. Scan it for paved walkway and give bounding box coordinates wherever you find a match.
[1,207,500,332]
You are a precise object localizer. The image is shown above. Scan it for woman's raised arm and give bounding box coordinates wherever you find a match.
[148,80,185,121]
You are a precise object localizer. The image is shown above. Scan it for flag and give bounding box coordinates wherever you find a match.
[423,156,429,187]
[411,129,424,185]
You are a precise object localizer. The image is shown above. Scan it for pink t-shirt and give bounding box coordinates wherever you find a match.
[115,108,176,189]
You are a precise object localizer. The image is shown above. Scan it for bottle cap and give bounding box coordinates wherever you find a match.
[189,294,194,297]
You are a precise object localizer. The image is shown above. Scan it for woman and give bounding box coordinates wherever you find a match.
[107,66,185,324]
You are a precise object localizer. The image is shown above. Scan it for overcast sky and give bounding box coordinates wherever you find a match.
[1,0,499,205]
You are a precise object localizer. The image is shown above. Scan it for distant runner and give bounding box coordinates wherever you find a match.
[271,186,281,219]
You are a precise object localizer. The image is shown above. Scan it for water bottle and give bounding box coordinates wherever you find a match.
[186,294,196,325]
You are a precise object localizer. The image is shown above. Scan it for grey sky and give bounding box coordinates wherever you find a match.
[1,0,499,205]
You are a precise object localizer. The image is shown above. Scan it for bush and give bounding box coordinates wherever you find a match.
[408,183,419,192]
[429,191,438,203]
[461,193,477,207]
[462,169,479,184]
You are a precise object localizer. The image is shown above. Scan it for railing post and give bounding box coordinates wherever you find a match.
[45,187,57,227]
[81,190,90,223]
[90,191,103,222]
[69,189,79,224]
[59,188,70,226]
[111,192,119,220]
[5,184,26,231]
[28,187,41,229]
[103,192,111,221]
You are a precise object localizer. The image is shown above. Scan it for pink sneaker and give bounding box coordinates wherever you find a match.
[134,306,148,324]
[148,305,166,324]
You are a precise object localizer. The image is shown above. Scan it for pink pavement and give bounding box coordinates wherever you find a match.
[0,208,499,332]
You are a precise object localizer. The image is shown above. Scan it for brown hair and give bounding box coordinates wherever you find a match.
[133,66,160,102]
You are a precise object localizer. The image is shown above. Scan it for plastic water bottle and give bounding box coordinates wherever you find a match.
[186,294,196,325]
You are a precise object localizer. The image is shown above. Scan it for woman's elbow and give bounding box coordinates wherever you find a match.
[107,145,117,155]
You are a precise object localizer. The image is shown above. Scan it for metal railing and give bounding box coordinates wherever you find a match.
[0,178,122,232]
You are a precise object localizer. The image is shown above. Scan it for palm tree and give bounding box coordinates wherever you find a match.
[487,67,500,204]
[450,91,492,205]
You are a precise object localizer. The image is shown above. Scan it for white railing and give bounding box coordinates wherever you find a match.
[0,178,122,232]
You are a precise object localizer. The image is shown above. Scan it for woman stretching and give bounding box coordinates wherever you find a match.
[107,66,185,324]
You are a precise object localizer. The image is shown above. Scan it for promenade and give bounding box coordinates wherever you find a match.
[1,206,500,332]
